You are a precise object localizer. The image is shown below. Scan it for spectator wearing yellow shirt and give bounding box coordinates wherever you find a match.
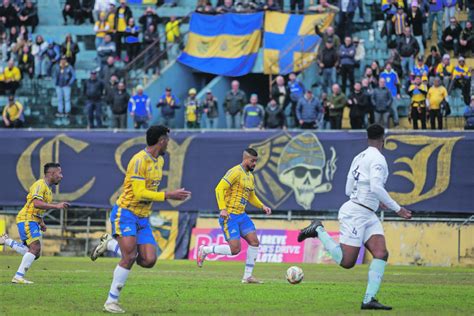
[408,75,428,130]
[2,95,24,128]
[450,56,472,106]
[165,16,180,61]
[113,0,132,61]
[4,60,22,95]
[106,2,116,34]
[185,88,200,129]
[94,11,110,49]
[18,45,34,80]
[427,77,448,130]
[435,54,454,88]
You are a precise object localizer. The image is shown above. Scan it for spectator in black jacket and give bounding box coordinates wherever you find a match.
[318,39,338,94]
[19,1,38,33]
[63,0,80,25]
[271,75,289,110]
[408,2,425,57]
[397,27,419,91]
[83,70,105,128]
[0,0,18,28]
[61,34,80,67]
[425,46,441,85]
[139,7,161,32]
[440,17,462,57]
[18,45,34,79]
[79,0,95,24]
[109,81,130,129]
[459,21,473,57]
[347,82,370,129]
[143,24,160,73]
[265,98,285,129]
[338,36,356,95]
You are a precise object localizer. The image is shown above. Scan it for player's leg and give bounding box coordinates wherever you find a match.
[12,222,42,284]
[104,208,139,313]
[298,201,363,268]
[197,215,238,267]
[361,215,392,310]
[135,217,157,268]
[0,233,29,255]
[240,214,262,283]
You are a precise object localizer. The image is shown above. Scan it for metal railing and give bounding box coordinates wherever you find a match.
[124,13,193,92]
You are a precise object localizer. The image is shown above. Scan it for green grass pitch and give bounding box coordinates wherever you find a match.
[0,256,473,315]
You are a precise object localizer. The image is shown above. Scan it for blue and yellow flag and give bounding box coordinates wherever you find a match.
[178,13,263,77]
[263,12,334,75]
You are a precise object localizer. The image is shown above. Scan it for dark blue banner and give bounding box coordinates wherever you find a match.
[0,131,472,213]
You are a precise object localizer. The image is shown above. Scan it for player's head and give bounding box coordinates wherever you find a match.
[242,148,258,172]
[146,125,170,156]
[44,162,63,185]
[367,124,385,149]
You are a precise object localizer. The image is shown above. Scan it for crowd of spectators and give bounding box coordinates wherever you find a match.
[1,0,474,130]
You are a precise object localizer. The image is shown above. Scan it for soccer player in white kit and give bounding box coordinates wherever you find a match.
[298,124,412,310]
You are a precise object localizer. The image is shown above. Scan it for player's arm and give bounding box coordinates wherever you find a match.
[369,162,411,219]
[130,159,190,201]
[33,199,70,210]
[131,179,190,202]
[248,190,271,215]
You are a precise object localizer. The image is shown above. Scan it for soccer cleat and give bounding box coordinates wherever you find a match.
[361,298,392,310]
[241,276,264,284]
[0,233,8,245]
[197,245,207,268]
[103,302,125,314]
[297,220,323,242]
[90,233,112,261]
[11,277,34,284]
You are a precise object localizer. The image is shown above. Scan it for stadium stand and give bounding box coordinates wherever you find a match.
[0,0,472,129]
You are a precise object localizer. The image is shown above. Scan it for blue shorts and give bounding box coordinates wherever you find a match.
[17,221,41,246]
[219,213,256,241]
[110,205,157,246]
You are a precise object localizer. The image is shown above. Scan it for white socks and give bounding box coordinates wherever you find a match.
[106,265,130,304]
[203,245,232,255]
[316,226,343,264]
[106,239,122,257]
[363,259,387,304]
[15,252,36,279]
[243,246,259,279]
[5,238,28,255]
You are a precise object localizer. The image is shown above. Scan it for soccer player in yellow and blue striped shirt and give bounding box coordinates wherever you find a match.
[197,148,271,284]
[90,125,191,314]
[0,163,69,284]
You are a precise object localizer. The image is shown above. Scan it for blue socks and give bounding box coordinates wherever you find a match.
[363,259,387,304]
[316,226,342,264]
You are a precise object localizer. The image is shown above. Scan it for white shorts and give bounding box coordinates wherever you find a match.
[338,200,384,247]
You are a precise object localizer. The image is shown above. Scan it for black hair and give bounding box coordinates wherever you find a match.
[244,148,258,157]
[367,124,385,140]
[44,162,61,174]
[146,125,170,146]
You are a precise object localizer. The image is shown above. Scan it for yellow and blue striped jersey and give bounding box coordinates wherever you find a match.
[452,65,470,80]
[16,179,53,223]
[116,149,164,217]
[215,164,263,215]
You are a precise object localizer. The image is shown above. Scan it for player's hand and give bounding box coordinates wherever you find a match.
[40,222,47,232]
[56,202,70,209]
[219,209,229,219]
[263,205,272,215]
[166,188,191,201]
[397,207,412,219]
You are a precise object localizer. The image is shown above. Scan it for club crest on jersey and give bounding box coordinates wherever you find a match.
[250,132,337,210]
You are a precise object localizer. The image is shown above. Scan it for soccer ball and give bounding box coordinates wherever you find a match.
[286,266,304,284]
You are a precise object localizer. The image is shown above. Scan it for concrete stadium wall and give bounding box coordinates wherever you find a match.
[196,218,474,267]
